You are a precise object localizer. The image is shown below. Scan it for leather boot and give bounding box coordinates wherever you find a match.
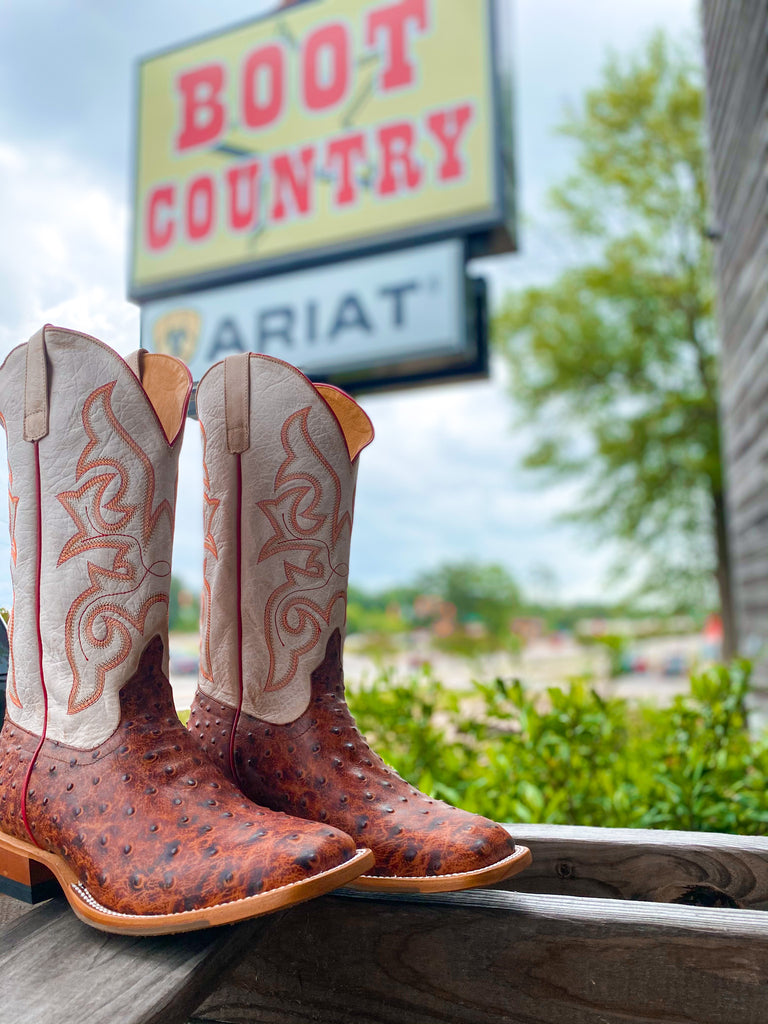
[188,353,531,891]
[0,327,372,934]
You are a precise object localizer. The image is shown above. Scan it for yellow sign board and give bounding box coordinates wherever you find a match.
[131,0,507,300]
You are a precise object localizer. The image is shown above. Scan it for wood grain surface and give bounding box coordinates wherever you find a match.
[702,0,768,689]
[0,895,263,1024]
[194,887,768,1024]
[1,824,767,1024]
[0,893,35,927]
[502,824,768,906]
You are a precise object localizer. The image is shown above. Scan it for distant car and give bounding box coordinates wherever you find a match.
[169,653,198,675]
[662,654,686,677]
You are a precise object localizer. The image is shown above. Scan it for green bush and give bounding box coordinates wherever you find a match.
[347,660,768,834]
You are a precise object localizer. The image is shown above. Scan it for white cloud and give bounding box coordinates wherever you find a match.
[0,144,142,605]
[0,144,137,355]
[0,0,698,609]
[350,356,619,599]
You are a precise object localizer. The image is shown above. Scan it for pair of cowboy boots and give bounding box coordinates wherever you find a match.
[0,326,530,935]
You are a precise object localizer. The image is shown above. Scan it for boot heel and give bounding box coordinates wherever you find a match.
[0,840,60,904]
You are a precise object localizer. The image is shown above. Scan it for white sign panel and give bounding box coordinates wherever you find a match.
[139,240,469,385]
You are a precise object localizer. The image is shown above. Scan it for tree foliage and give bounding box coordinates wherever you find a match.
[168,576,199,633]
[347,563,523,642]
[413,561,522,637]
[494,33,724,622]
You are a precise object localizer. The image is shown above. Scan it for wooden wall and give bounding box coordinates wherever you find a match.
[702,0,768,689]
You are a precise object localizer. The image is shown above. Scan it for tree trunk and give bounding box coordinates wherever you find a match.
[713,488,736,660]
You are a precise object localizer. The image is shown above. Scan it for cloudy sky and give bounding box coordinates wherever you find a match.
[0,0,698,606]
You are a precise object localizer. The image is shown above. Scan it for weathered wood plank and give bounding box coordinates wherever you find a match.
[703,1,767,205]
[703,4,755,154]
[2,825,767,1024]
[500,825,768,907]
[0,893,36,927]
[193,887,768,1024]
[702,0,768,680]
[720,290,768,402]
[732,555,768,589]
[0,895,263,1024]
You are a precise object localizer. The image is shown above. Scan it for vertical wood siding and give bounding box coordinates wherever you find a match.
[702,0,768,687]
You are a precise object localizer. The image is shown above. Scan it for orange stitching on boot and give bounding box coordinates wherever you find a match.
[21,440,48,848]
[230,452,244,783]
[256,407,352,693]
[59,382,174,546]
[6,606,19,709]
[0,410,22,709]
[199,423,220,686]
[6,470,20,707]
[56,382,173,714]
[7,472,18,567]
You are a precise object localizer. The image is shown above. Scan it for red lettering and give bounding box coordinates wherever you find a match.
[426,104,474,181]
[226,160,262,232]
[376,122,422,195]
[271,146,315,221]
[325,133,366,206]
[365,0,428,92]
[303,23,350,111]
[175,65,226,152]
[146,185,176,250]
[186,175,215,240]
[242,44,284,130]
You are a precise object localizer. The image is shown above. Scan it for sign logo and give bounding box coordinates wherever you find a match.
[140,240,475,388]
[131,0,507,299]
[152,309,202,363]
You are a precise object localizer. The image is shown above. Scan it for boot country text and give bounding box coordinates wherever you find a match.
[130,0,514,300]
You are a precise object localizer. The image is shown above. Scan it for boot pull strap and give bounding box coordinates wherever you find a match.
[224,353,250,454]
[23,326,50,442]
[126,349,145,380]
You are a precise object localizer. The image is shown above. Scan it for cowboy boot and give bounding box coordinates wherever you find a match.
[0,327,372,935]
[188,352,532,892]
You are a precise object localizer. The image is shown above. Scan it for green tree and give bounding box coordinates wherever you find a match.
[494,32,732,652]
[414,561,521,638]
[346,584,410,636]
[168,576,200,633]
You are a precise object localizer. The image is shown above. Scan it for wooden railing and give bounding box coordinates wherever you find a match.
[2,824,767,1023]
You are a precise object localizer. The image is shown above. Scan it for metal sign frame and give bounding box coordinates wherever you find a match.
[322,274,490,396]
[142,238,488,395]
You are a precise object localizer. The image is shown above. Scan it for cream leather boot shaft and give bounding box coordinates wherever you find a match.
[1,329,188,748]
[190,352,532,892]
[0,327,371,934]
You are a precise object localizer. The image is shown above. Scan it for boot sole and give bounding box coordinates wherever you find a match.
[348,844,532,893]
[0,829,375,935]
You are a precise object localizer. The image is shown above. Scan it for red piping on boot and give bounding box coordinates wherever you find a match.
[228,452,245,785]
[21,442,48,847]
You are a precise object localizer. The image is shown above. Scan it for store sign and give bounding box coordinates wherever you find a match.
[130,0,511,300]
[140,240,484,389]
